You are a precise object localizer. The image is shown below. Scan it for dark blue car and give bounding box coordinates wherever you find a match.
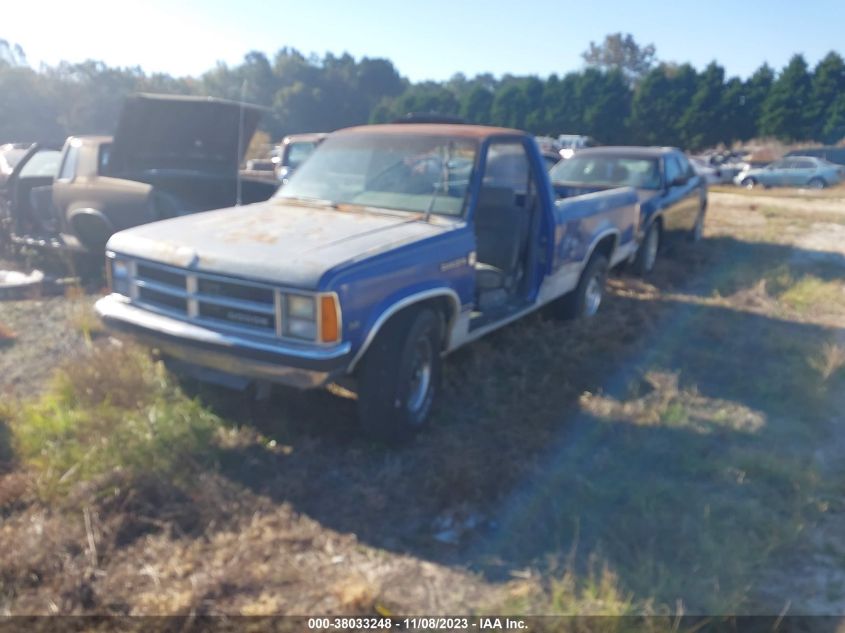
[550,146,708,275]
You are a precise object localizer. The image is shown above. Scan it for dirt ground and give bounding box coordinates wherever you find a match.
[1,189,844,617]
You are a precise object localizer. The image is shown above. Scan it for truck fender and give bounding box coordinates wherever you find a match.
[347,288,461,372]
[642,208,664,232]
[582,228,619,270]
[68,207,114,252]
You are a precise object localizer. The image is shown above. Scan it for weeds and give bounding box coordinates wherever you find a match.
[810,341,845,382]
[7,343,222,499]
[65,287,103,343]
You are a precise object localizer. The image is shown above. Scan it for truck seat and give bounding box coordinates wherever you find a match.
[473,185,529,291]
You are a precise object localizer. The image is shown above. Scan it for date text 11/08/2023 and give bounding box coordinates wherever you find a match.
[306,617,529,630]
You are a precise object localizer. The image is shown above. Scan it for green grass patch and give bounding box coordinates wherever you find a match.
[6,343,223,499]
[780,276,845,314]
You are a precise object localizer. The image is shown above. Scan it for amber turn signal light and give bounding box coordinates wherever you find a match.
[320,295,340,343]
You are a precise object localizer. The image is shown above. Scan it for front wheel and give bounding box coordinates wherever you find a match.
[546,254,609,320]
[807,178,826,190]
[741,177,757,190]
[356,307,444,443]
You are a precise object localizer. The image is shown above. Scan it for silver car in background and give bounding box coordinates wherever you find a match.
[735,156,843,189]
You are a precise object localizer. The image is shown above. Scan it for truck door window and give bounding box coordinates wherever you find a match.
[98,144,112,174]
[483,142,530,206]
[18,150,62,179]
[664,155,683,186]
[678,154,696,180]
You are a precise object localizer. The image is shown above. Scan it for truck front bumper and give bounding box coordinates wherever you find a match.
[95,294,352,389]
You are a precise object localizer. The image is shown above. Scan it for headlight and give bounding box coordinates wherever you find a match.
[110,257,131,296]
[287,295,315,319]
[280,293,341,343]
[284,295,317,340]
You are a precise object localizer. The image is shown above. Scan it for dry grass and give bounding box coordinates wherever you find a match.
[710,183,845,199]
[811,342,845,382]
[2,189,845,616]
[0,321,16,341]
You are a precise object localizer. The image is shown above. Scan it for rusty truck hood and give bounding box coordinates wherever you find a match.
[106,200,449,289]
[106,93,263,176]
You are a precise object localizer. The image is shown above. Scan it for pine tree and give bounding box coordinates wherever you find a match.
[680,62,726,150]
[809,52,845,142]
[759,55,812,141]
[460,86,493,125]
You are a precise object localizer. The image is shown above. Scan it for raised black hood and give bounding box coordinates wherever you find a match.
[107,93,263,176]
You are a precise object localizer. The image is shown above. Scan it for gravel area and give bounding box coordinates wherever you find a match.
[0,292,97,399]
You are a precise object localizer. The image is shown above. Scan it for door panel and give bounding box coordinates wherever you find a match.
[53,177,155,234]
[789,159,816,186]
[661,154,699,239]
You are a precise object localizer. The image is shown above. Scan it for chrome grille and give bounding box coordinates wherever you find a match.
[130,260,280,338]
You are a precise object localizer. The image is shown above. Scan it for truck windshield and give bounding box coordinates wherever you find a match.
[551,155,661,190]
[277,132,478,217]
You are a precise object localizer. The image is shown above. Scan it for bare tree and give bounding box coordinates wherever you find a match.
[0,39,27,67]
[582,33,657,86]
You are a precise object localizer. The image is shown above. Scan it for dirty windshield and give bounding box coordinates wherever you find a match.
[551,155,661,189]
[277,132,477,216]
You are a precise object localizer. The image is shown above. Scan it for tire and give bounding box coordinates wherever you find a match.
[633,221,660,275]
[689,207,705,242]
[356,306,444,443]
[741,177,757,190]
[547,254,609,320]
[808,178,826,190]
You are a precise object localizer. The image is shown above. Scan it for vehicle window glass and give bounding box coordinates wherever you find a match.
[1,148,27,172]
[98,144,112,174]
[58,144,79,180]
[550,155,661,189]
[278,132,477,217]
[664,156,683,185]
[795,159,814,169]
[483,142,530,198]
[285,142,317,170]
[18,150,62,178]
[677,154,696,179]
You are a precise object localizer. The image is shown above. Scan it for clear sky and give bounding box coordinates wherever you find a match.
[4,0,844,81]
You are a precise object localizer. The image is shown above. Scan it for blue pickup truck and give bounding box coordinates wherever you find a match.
[96,123,640,441]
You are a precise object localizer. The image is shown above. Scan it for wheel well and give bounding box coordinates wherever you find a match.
[652,214,664,236]
[350,292,459,372]
[69,209,113,252]
[404,296,455,349]
[591,233,617,262]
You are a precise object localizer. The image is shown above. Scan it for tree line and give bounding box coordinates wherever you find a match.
[1,35,844,151]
